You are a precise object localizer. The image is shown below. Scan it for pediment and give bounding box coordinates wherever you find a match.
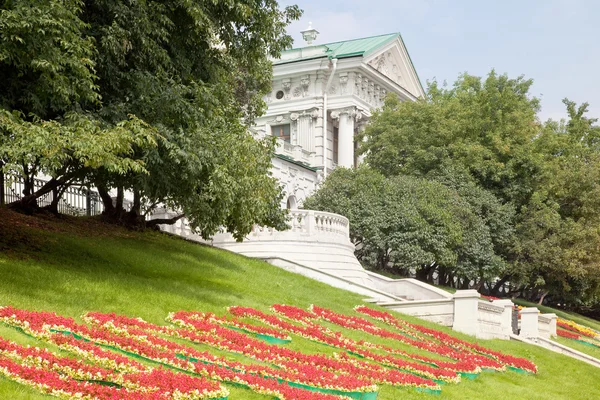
[364,38,425,99]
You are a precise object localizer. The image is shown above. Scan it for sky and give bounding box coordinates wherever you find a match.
[281,0,600,122]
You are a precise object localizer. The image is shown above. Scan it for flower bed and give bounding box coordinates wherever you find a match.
[557,318,599,340]
[354,305,537,374]
[557,328,581,340]
[0,307,347,400]
[231,306,462,383]
[0,336,228,399]
[166,310,438,391]
[181,311,292,342]
[0,303,539,398]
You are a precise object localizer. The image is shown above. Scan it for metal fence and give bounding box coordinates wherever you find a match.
[1,173,104,216]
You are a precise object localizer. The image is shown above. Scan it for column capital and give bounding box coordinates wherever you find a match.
[330,107,362,121]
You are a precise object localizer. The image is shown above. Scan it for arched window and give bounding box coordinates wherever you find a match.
[286,195,297,210]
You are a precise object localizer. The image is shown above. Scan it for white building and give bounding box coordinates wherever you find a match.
[159,28,426,289]
[154,30,565,345]
[259,26,425,209]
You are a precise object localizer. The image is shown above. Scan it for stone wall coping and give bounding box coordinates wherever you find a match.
[453,289,481,299]
[520,307,540,314]
[377,298,454,307]
[364,273,454,299]
[536,336,600,369]
[478,301,504,314]
[492,299,514,307]
[538,313,557,323]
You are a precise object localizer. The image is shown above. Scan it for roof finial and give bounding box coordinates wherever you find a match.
[301,22,319,45]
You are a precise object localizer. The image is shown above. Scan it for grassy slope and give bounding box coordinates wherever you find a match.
[0,209,599,399]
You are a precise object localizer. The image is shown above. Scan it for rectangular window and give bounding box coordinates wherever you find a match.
[272,124,291,143]
[333,126,339,164]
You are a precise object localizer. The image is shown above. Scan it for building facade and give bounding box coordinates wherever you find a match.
[156,29,426,288]
[258,28,425,209]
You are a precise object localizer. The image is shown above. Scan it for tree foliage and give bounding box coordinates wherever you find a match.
[309,71,600,306]
[0,0,300,239]
[303,167,500,285]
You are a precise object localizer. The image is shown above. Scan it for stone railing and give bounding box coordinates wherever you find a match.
[246,209,351,245]
[152,208,350,244]
[378,298,455,327]
[538,313,558,339]
[518,307,557,339]
[477,300,508,339]
[365,273,453,301]
[451,290,514,339]
[275,138,315,165]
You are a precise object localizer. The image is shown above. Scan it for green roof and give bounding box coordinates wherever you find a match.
[320,33,400,58]
[274,32,424,97]
[275,33,401,65]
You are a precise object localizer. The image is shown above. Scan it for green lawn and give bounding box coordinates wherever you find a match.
[1,209,599,399]
[552,336,600,360]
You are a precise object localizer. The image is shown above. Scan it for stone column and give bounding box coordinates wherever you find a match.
[452,290,480,336]
[331,108,355,168]
[493,299,515,339]
[519,307,540,339]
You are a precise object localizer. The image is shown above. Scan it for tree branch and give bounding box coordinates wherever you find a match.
[146,213,185,228]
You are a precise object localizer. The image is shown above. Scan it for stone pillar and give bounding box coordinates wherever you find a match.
[452,290,480,336]
[493,299,515,339]
[331,108,355,168]
[544,313,557,337]
[519,307,540,339]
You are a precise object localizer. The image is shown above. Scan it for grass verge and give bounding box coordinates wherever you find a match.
[1,208,599,399]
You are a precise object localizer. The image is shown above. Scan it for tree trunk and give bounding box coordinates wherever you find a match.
[97,185,115,215]
[146,213,185,228]
[427,264,437,283]
[115,187,124,213]
[416,264,434,282]
[9,177,62,213]
[0,162,4,206]
[22,164,33,196]
[438,265,447,287]
[490,275,511,297]
[474,278,484,291]
[46,187,61,214]
[538,291,549,305]
[132,188,141,216]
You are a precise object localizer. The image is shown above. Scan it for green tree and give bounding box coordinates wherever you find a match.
[360,71,541,207]
[513,100,600,304]
[359,70,600,305]
[303,167,498,284]
[0,0,154,211]
[1,0,300,239]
